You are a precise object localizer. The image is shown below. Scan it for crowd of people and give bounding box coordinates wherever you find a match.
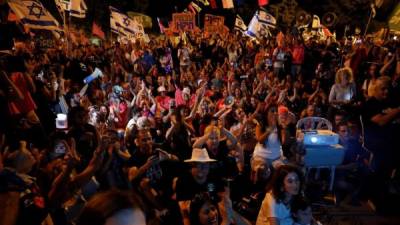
[0,26,399,225]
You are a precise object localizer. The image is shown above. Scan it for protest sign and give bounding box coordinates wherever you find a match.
[203,14,228,36]
[172,13,196,32]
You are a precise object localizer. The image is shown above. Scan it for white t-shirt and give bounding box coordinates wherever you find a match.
[256,192,293,225]
[328,83,356,103]
[253,128,282,160]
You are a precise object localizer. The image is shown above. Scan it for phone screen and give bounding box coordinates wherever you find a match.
[54,141,66,154]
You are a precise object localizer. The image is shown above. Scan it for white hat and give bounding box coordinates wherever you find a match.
[184,148,216,163]
[157,86,166,92]
[182,87,191,95]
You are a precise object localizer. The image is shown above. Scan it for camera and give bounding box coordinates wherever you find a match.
[169,100,176,110]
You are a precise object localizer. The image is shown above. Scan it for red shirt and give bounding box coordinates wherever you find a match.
[8,72,36,115]
[291,45,305,65]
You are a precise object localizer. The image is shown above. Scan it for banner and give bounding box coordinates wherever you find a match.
[127,11,152,29]
[172,13,196,32]
[204,14,227,35]
[8,0,61,32]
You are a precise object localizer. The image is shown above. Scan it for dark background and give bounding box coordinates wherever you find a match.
[0,0,398,40]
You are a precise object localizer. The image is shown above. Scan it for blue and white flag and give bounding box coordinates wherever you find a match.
[234,14,247,33]
[69,0,87,18]
[8,0,61,31]
[258,10,276,28]
[110,6,145,38]
[246,10,276,39]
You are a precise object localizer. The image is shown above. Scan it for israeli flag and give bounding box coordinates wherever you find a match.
[246,10,275,39]
[8,0,61,31]
[234,14,247,33]
[69,0,87,18]
[110,6,145,38]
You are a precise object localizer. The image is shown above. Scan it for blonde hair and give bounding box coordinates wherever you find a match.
[204,125,220,137]
[335,67,354,84]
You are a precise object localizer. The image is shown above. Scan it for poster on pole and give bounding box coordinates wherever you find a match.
[172,13,196,32]
[203,14,228,36]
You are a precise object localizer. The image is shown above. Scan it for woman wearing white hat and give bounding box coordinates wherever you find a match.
[175,148,220,225]
[175,148,251,225]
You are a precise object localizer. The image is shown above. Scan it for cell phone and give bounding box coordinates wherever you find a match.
[54,141,67,154]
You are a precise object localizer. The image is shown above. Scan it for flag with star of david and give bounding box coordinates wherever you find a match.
[246,10,275,39]
[8,0,61,32]
[110,6,145,38]
[234,14,247,33]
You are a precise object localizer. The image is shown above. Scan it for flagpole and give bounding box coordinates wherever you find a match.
[63,10,69,57]
[197,0,201,28]
[363,8,373,37]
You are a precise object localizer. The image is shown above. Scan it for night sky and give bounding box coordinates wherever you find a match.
[1,0,398,35]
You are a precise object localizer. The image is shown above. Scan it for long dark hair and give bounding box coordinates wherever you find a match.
[258,104,282,144]
[267,164,304,203]
[189,192,221,225]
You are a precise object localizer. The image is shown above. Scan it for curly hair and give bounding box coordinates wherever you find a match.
[335,67,353,84]
[267,164,304,203]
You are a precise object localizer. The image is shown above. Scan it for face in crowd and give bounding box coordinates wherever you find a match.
[267,106,278,127]
[198,201,219,225]
[374,78,390,101]
[283,172,300,197]
[191,162,210,185]
[306,105,316,117]
[205,128,220,151]
[292,206,313,225]
[135,129,153,155]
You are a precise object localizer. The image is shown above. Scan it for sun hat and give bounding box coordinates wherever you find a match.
[184,148,216,163]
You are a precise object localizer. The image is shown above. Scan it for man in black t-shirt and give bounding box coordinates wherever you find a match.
[362,77,400,176]
[128,128,179,218]
[362,76,400,210]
